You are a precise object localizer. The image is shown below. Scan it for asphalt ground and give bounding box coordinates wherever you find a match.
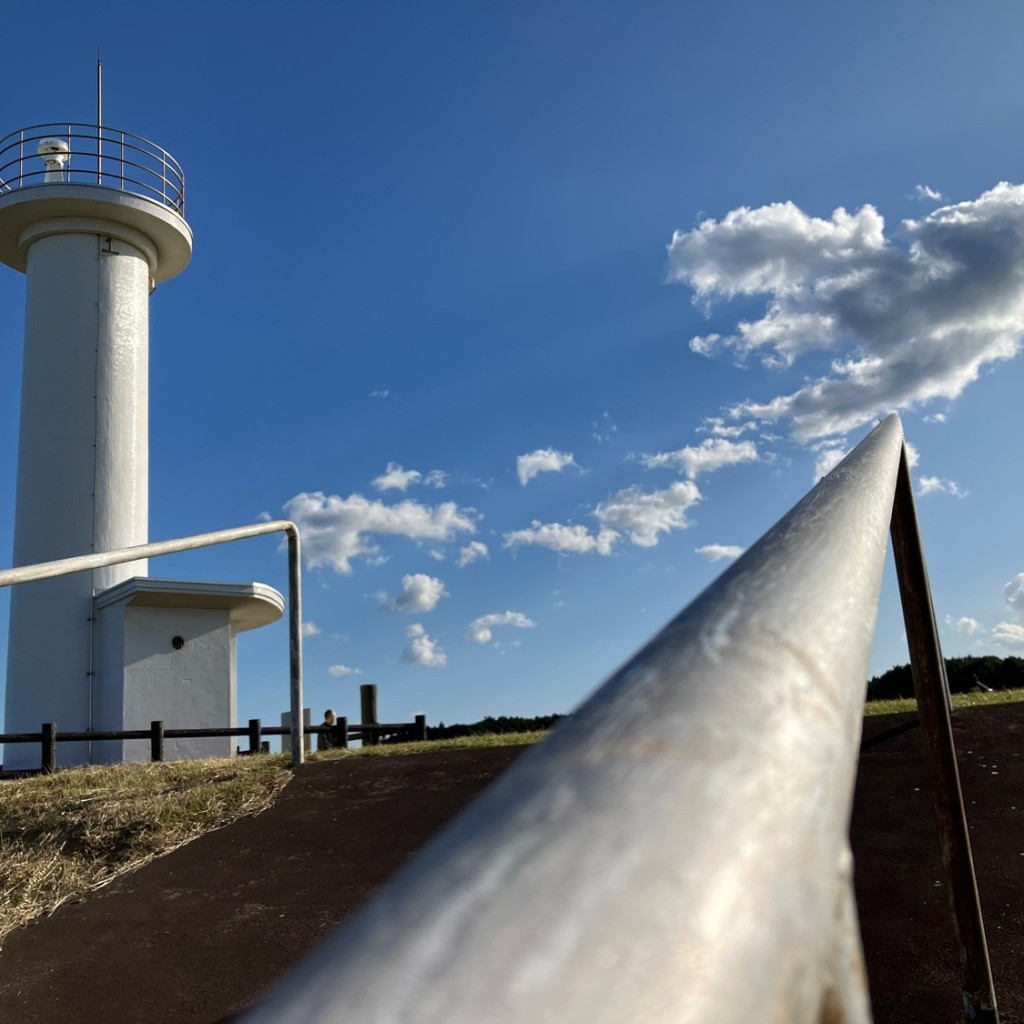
[0,706,1020,1023]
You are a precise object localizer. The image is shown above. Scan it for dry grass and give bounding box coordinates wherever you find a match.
[0,755,291,944]
[310,730,547,760]
[864,687,1024,716]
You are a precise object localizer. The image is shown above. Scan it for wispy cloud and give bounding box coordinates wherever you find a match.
[457,541,489,567]
[516,448,578,485]
[283,491,476,574]
[695,543,744,562]
[301,621,321,637]
[468,611,536,644]
[641,438,758,479]
[402,623,446,666]
[504,521,618,556]
[668,184,1024,440]
[917,476,968,498]
[328,664,362,677]
[913,184,945,202]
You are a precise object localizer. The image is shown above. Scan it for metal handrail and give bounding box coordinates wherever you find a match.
[0,123,185,216]
[239,416,997,1024]
[0,520,304,765]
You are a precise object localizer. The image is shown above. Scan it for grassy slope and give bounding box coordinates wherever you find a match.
[863,687,1024,716]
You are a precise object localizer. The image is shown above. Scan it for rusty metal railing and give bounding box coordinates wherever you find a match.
[0,521,304,765]
[239,415,997,1024]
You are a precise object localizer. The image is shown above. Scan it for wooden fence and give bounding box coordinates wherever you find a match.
[0,715,428,774]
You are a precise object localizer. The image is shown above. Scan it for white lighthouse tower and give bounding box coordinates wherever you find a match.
[0,120,281,768]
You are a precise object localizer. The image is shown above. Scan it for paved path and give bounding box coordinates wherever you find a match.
[0,708,1021,1023]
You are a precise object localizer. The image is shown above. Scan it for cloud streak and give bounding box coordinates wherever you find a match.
[468,611,536,644]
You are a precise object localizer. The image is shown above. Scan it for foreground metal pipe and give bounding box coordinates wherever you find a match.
[244,417,906,1024]
[0,519,306,766]
[890,449,999,1023]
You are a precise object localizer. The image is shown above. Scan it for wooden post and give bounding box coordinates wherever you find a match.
[335,715,349,749]
[41,722,56,774]
[248,718,262,755]
[150,720,165,762]
[415,714,427,741]
[360,684,379,747]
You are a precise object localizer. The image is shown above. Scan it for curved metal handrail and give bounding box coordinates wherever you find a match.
[0,123,185,216]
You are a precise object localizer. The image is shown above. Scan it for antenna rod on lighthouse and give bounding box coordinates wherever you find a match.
[97,50,102,184]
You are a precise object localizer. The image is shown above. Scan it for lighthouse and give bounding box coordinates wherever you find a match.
[0,122,281,768]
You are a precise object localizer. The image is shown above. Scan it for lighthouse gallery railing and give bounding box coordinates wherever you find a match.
[238,415,997,1024]
[0,123,185,216]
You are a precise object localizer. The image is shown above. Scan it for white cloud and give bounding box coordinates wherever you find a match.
[698,417,758,438]
[424,470,448,489]
[813,444,848,481]
[924,412,947,424]
[668,184,1024,440]
[516,448,578,485]
[950,616,984,636]
[594,482,701,547]
[369,389,390,399]
[373,462,422,492]
[695,543,745,562]
[328,664,362,677]
[504,521,618,556]
[301,621,321,637]
[641,437,759,479]
[383,573,447,613]
[457,541,489,567]
[468,611,536,644]
[992,622,1024,648]
[904,441,920,468]
[283,491,476,574]
[917,476,968,498]
[913,184,945,202]
[402,623,447,667]
[1003,573,1024,608]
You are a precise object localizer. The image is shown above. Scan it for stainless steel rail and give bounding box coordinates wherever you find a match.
[0,123,185,215]
[240,415,997,1024]
[0,520,304,765]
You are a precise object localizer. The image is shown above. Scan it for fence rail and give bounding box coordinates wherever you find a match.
[0,716,429,773]
[239,415,998,1024]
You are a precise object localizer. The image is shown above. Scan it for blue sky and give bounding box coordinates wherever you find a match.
[2,1,1024,733]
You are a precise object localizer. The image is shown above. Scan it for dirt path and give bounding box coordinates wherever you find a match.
[0,708,1021,1023]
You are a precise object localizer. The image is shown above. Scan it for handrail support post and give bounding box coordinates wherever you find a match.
[890,442,999,1023]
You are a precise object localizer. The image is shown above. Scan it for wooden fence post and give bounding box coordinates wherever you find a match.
[360,684,379,747]
[41,722,56,774]
[334,715,349,750]
[150,720,165,762]
[415,714,427,741]
[248,718,262,755]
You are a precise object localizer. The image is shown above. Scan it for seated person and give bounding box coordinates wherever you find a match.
[318,709,338,751]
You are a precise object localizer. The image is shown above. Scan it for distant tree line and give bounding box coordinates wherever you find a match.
[423,714,565,740]
[867,655,1024,700]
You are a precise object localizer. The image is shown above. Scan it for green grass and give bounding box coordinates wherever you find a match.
[864,687,1024,716]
